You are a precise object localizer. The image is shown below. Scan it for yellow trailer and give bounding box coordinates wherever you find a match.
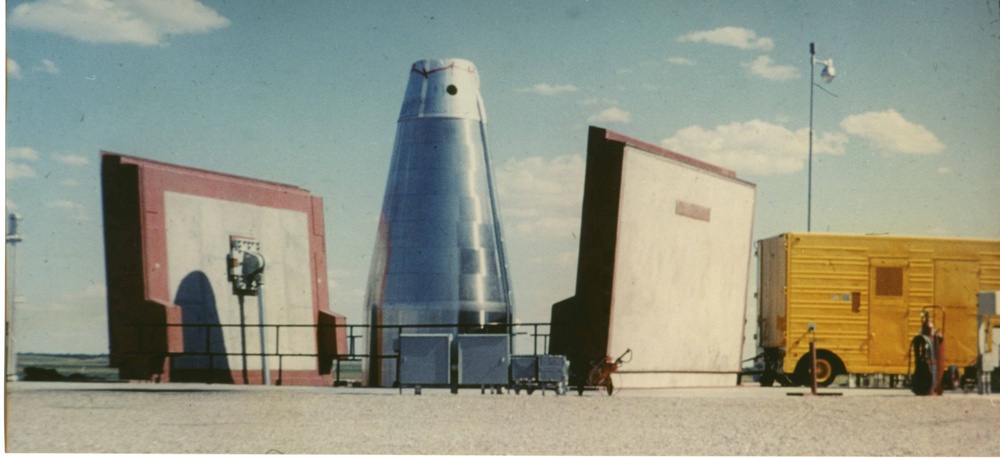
[757,233,1000,387]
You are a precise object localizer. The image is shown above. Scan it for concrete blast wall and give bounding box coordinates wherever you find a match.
[101,152,345,385]
[551,127,756,389]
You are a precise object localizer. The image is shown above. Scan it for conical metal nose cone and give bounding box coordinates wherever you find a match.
[363,59,513,387]
[400,58,484,122]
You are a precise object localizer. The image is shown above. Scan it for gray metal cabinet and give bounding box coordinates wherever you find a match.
[399,334,452,386]
[456,335,509,385]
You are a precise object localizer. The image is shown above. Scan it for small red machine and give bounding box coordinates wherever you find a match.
[581,348,632,395]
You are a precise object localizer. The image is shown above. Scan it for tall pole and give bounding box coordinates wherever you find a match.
[238,294,249,384]
[6,213,23,381]
[808,42,815,233]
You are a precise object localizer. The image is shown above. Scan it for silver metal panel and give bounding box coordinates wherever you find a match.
[384,274,459,301]
[979,291,998,317]
[364,59,514,387]
[510,355,537,381]
[399,334,452,386]
[538,355,570,383]
[457,334,509,385]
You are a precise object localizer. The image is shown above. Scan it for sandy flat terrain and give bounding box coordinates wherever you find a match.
[5,382,999,455]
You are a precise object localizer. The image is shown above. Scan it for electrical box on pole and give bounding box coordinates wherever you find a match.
[226,235,270,385]
[227,236,264,295]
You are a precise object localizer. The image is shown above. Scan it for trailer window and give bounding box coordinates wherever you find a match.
[875,267,903,296]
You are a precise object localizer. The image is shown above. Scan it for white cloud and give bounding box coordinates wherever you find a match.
[677,26,775,51]
[8,146,40,161]
[6,163,39,180]
[7,58,24,79]
[54,153,90,166]
[60,179,81,187]
[7,147,41,180]
[495,154,585,239]
[743,55,799,81]
[588,107,632,124]
[6,199,18,211]
[839,109,946,154]
[8,0,230,47]
[33,58,60,74]
[936,167,952,174]
[661,119,848,175]
[46,199,91,221]
[667,57,696,66]
[516,83,580,96]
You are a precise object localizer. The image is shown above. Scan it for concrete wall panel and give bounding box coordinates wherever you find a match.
[550,127,755,389]
[101,152,343,385]
[164,192,313,372]
[609,146,755,387]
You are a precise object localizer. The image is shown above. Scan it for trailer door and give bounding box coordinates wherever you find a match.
[934,260,979,367]
[868,259,909,366]
[757,237,787,349]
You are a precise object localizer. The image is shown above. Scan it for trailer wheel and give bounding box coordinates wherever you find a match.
[794,351,843,387]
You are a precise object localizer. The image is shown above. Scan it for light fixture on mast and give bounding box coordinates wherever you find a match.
[807,42,836,232]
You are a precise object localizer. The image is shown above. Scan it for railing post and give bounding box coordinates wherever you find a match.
[274,325,281,385]
[810,340,818,395]
[348,324,357,358]
[396,325,403,393]
[533,324,539,356]
[257,287,270,386]
[205,323,212,369]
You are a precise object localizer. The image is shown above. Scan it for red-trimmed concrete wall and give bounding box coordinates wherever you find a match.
[101,152,345,385]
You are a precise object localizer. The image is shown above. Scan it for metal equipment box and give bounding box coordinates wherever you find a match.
[978,291,1000,394]
[980,291,999,317]
[457,335,509,385]
[399,334,452,386]
[538,355,570,383]
[511,355,537,381]
[510,354,570,395]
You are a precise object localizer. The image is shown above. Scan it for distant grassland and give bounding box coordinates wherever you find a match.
[17,353,119,380]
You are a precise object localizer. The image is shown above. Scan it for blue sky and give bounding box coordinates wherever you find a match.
[5,0,999,355]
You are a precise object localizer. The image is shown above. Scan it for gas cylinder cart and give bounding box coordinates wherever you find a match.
[510,355,570,395]
[577,348,632,396]
[909,308,946,396]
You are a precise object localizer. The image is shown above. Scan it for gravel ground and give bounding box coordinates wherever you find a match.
[5,382,1000,455]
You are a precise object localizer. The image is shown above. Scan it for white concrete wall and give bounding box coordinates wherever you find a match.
[164,192,314,371]
[608,146,755,388]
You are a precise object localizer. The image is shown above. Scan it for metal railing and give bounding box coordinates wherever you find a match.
[126,321,554,386]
